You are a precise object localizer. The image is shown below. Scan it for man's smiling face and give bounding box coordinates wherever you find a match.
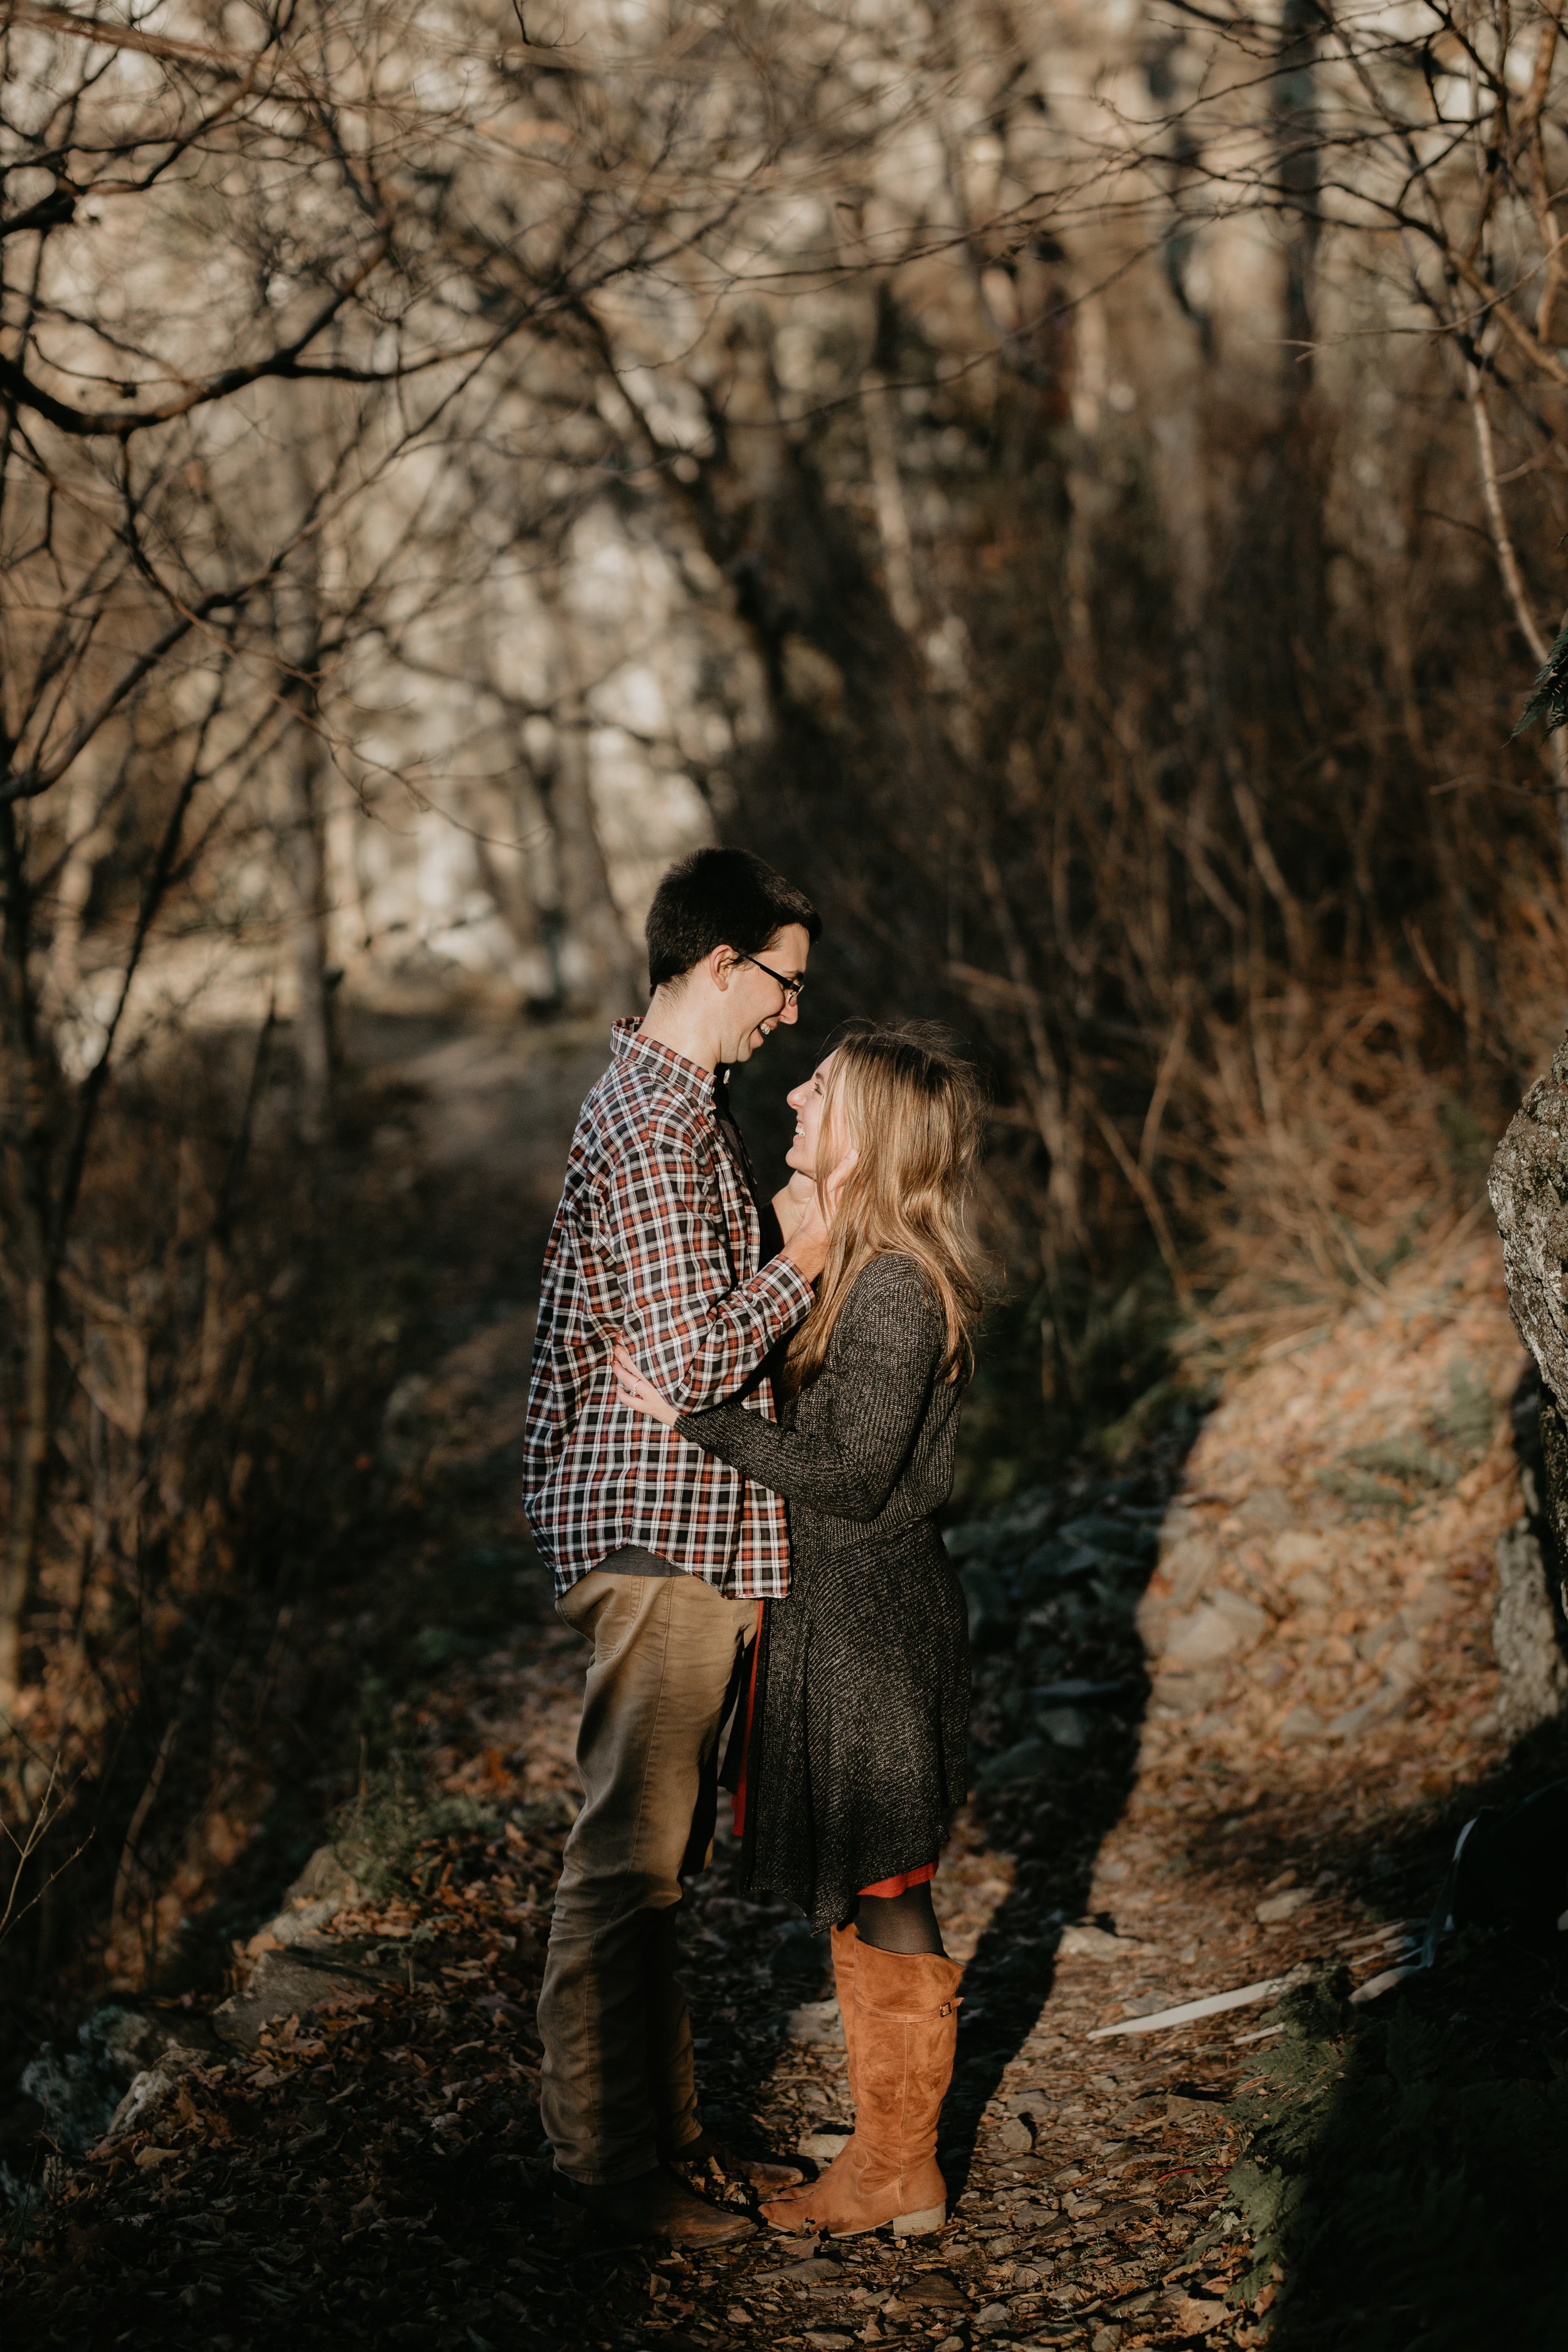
[719,923,810,1065]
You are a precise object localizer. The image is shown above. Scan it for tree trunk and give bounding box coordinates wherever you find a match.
[282,705,336,1139]
[0,800,56,1702]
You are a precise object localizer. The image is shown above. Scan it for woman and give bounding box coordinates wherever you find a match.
[612,1024,984,2239]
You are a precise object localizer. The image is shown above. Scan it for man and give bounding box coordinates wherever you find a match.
[524,845,827,2247]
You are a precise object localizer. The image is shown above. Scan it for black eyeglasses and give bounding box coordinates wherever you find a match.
[740,954,806,1003]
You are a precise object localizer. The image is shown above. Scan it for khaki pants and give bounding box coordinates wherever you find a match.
[537,1569,754,2185]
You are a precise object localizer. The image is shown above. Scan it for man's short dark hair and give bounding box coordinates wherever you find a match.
[645,848,821,990]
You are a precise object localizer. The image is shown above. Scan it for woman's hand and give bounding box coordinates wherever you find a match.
[612,1340,681,1427]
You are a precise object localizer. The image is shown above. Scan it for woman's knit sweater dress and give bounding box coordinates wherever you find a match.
[676,1252,969,1930]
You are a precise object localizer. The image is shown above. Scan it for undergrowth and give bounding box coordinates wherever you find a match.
[1224,1939,1568,2348]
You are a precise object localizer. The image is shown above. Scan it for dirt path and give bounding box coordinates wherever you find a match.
[5,1025,1560,2351]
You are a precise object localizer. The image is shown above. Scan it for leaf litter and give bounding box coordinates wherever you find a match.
[6,1236,1568,2349]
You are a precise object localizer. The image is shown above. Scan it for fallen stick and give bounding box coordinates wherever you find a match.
[1086,1969,1308,2040]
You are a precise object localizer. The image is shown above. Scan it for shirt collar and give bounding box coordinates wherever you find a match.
[612,1016,716,1108]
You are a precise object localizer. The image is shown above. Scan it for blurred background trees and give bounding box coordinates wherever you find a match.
[3,0,1568,2003]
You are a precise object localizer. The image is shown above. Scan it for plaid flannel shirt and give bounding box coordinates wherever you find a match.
[524,1019,816,1597]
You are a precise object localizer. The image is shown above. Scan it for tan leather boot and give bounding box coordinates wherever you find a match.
[832,1921,859,2100]
[760,1943,960,2239]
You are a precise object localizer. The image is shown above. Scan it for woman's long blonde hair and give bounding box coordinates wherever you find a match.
[785,1023,986,1389]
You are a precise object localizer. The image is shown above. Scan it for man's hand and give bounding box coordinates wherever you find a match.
[771,1170,815,1247]
[780,1150,857,1283]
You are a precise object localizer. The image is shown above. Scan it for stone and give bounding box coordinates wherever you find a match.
[992,2114,1034,2154]
[975,2303,1013,2333]
[1150,1668,1229,1717]
[803,2333,854,2349]
[101,2067,184,2144]
[1492,1522,1568,1740]
[1276,1703,1327,1743]
[900,2275,968,2307]
[1255,1887,1312,1924]
[1236,1486,1293,1532]
[210,1938,425,2050]
[1057,1923,1142,1958]
[1488,1044,1568,1414]
[1270,1530,1327,1572]
[977,1737,1052,1789]
[1326,1687,1409,1742]
[1163,1589,1268,1668]
[798,2129,853,2161]
[1159,1531,1221,1606]
[785,1998,845,2048]
[766,2259,845,2284]
[254,1845,367,1949]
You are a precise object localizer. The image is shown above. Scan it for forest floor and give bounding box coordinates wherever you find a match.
[5,1019,1568,2351]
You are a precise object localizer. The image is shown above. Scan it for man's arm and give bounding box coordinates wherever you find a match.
[598,1126,821,1411]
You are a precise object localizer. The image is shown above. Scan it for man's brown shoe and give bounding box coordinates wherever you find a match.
[555,2166,756,2247]
[664,2126,803,2193]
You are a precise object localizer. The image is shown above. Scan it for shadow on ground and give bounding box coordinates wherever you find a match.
[1220,1709,1568,2351]
[677,1406,1207,2196]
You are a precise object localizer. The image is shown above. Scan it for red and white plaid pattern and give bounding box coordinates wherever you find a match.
[524,1019,815,1596]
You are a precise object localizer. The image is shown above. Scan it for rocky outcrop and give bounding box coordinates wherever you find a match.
[1488,1050,1568,1737]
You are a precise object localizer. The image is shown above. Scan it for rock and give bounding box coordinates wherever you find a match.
[992,2114,1033,2154]
[975,2303,1013,2333]
[1492,1522,1568,1740]
[1165,2091,1224,2121]
[798,2129,852,2161]
[1236,1485,1292,1532]
[1489,1044,1568,1414]
[1057,1513,1153,1563]
[1276,1703,1326,1742]
[1270,1530,1327,1572]
[785,1997,845,2049]
[22,2008,220,2154]
[803,2333,854,2349]
[1163,1591,1268,1668]
[899,2275,968,2307]
[253,1846,367,1950]
[1256,1887,1313,1924]
[1326,1687,1409,1741]
[765,2258,844,2284]
[211,1938,424,2050]
[1057,1924,1138,1958]
[1159,1532,1221,1606]
[1150,1668,1229,1718]
[101,2067,182,2145]
[977,1736,1051,1789]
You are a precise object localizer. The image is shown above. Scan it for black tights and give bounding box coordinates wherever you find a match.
[842,1882,946,1956]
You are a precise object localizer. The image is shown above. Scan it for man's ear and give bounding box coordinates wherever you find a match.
[707,943,738,990]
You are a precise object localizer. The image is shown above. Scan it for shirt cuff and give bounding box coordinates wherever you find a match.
[750,1253,817,1330]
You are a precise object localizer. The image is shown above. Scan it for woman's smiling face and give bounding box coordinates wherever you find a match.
[785,1052,837,1178]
